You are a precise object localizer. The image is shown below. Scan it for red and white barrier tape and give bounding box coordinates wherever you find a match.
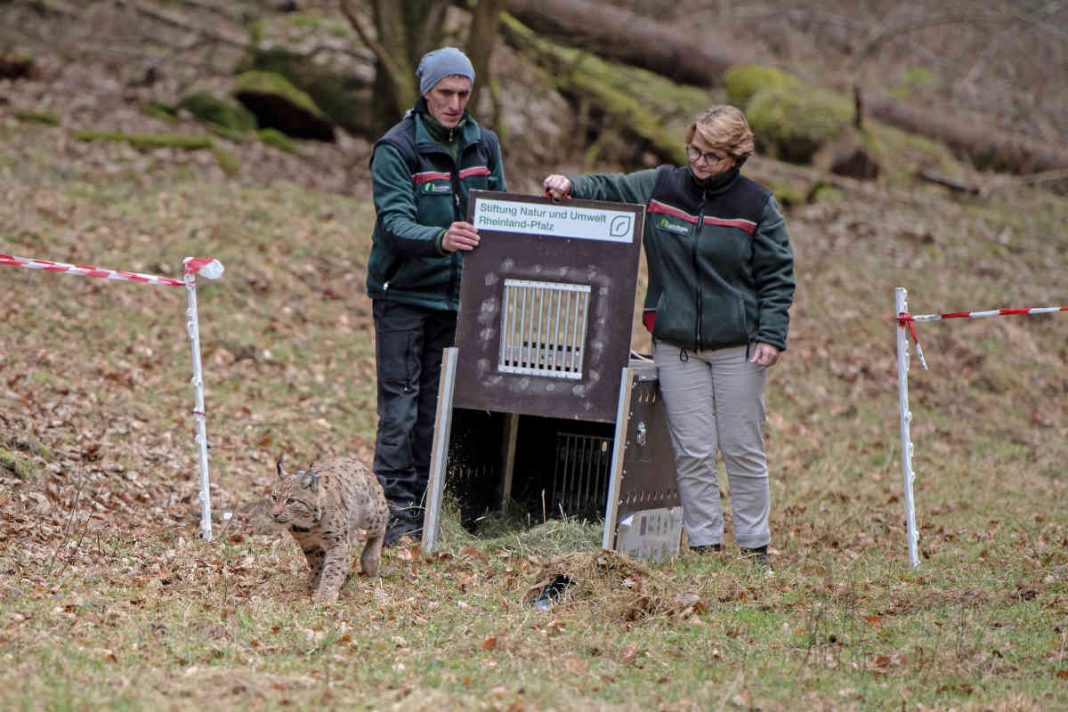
[3,250,225,541]
[908,306,1067,323]
[0,253,223,285]
[898,305,1067,371]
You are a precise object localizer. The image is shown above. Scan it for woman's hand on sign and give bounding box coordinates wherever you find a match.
[750,342,781,367]
[442,221,480,252]
[543,175,572,200]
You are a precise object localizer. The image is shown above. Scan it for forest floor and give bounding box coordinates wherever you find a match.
[1,2,1067,710]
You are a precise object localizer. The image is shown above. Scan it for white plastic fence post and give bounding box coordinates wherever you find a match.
[1,252,224,541]
[895,288,920,568]
[183,258,219,542]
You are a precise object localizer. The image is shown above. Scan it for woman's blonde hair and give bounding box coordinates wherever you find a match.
[687,105,755,165]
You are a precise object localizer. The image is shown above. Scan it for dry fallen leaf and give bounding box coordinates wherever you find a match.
[460,546,486,560]
[564,657,588,674]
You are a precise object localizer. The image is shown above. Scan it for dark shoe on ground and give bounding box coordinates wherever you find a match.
[741,545,773,574]
[384,507,423,546]
[384,520,422,546]
[689,543,722,554]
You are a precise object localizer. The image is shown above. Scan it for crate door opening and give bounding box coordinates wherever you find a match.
[442,409,615,533]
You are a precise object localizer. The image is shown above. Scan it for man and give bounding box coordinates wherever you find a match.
[366,47,507,544]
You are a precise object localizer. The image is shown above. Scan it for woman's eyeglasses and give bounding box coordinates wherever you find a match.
[685,144,728,164]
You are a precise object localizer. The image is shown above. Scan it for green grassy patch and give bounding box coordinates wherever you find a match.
[212,147,241,176]
[0,446,37,481]
[179,92,258,134]
[73,130,214,151]
[256,127,299,154]
[13,110,60,126]
[142,101,179,123]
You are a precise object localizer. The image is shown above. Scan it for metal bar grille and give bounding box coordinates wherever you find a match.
[499,279,591,379]
[552,433,612,515]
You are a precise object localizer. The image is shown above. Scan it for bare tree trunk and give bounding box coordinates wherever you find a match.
[340,0,449,133]
[466,0,507,113]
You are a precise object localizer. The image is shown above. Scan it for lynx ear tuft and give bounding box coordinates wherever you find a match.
[276,455,288,480]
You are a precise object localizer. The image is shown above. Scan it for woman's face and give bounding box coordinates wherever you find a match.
[686,132,734,180]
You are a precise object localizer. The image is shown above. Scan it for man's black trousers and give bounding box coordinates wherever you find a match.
[371,299,456,519]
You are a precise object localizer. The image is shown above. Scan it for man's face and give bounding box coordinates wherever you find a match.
[425,76,473,129]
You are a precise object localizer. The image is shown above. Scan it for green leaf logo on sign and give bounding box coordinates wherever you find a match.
[610,215,632,237]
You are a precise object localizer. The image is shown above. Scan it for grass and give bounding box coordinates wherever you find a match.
[13,109,60,126]
[0,447,37,481]
[257,127,300,155]
[74,130,215,151]
[0,120,1065,710]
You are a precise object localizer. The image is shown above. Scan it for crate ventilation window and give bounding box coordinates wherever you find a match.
[498,279,590,379]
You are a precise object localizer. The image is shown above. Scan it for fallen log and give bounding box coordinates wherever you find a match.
[506,0,732,86]
[499,14,710,166]
[506,0,1068,175]
[867,98,1068,175]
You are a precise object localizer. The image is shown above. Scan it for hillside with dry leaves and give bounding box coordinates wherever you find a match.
[0,2,1066,710]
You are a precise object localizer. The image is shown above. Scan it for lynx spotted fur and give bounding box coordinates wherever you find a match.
[270,456,389,604]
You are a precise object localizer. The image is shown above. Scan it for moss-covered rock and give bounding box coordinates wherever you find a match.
[256,128,299,155]
[179,92,257,134]
[241,48,375,137]
[724,65,798,107]
[725,64,855,165]
[234,70,335,142]
[745,84,854,164]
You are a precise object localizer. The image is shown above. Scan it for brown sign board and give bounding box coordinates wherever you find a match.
[452,191,645,423]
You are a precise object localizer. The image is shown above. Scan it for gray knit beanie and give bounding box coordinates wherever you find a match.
[416,47,475,96]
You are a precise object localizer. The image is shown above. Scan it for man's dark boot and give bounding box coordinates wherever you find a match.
[384,502,424,546]
[740,545,772,573]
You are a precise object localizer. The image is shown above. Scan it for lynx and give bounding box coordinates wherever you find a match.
[270,456,389,604]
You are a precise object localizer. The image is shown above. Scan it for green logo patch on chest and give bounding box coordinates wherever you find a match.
[658,217,691,236]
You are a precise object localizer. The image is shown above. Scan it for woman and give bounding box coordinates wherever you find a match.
[544,105,794,568]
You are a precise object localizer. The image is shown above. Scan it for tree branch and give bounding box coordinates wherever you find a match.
[338,0,394,73]
[340,0,415,109]
[466,0,507,112]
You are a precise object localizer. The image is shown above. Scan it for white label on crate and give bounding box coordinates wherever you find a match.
[615,506,684,562]
[473,198,635,243]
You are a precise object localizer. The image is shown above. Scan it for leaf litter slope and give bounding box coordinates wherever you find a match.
[1,121,1066,709]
